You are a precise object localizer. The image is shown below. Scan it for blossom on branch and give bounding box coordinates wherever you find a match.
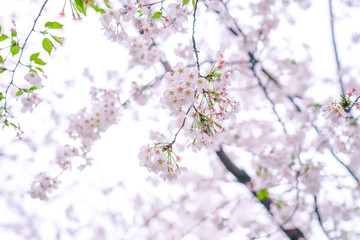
[138,143,187,181]
[20,93,42,113]
[29,172,60,201]
[321,102,346,126]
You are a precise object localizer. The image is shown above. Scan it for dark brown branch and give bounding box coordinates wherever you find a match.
[216,146,305,240]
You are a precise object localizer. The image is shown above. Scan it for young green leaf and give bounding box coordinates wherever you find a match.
[45,21,64,29]
[256,189,269,201]
[152,11,162,19]
[75,0,87,16]
[0,67,5,74]
[0,92,3,101]
[10,45,20,56]
[182,0,190,6]
[30,52,40,62]
[34,58,46,65]
[29,86,38,91]
[192,0,195,9]
[91,5,106,14]
[42,38,53,55]
[0,55,3,62]
[0,35,9,41]
[11,31,17,38]
[16,90,23,96]
[50,35,63,44]
[35,67,44,73]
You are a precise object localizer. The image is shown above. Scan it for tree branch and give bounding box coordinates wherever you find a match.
[192,0,201,74]
[314,195,331,239]
[329,0,345,96]
[216,146,305,240]
[4,0,49,113]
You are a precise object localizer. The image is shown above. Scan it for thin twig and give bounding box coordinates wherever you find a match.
[171,105,193,145]
[4,0,49,112]
[329,0,345,96]
[248,54,288,134]
[192,0,201,74]
[314,195,331,239]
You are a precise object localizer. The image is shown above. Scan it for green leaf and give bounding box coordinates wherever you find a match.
[91,5,106,14]
[29,86,38,91]
[0,26,1,33]
[308,103,322,108]
[75,0,87,16]
[30,52,40,61]
[45,21,64,29]
[152,11,162,19]
[0,34,9,41]
[16,90,23,96]
[34,58,46,65]
[256,189,269,201]
[50,35,63,44]
[35,67,44,73]
[42,38,53,55]
[192,0,195,9]
[11,31,17,38]
[104,0,111,8]
[0,55,3,62]
[10,45,20,56]
[0,92,3,101]
[182,0,190,6]
[0,67,5,73]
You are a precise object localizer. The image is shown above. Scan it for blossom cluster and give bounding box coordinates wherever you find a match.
[19,73,43,113]
[139,55,240,180]
[99,1,189,70]
[321,87,360,126]
[161,55,240,152]
[29,172,60,200]
[68,87,121,150]
[55,144,79,170]
[126,37,164,68]
[100,1,189,43]
[138,143,187,181]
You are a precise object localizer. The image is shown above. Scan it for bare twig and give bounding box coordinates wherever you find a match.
[192,0,201,74]
[314,195,331,239]
[329,0,345,96]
